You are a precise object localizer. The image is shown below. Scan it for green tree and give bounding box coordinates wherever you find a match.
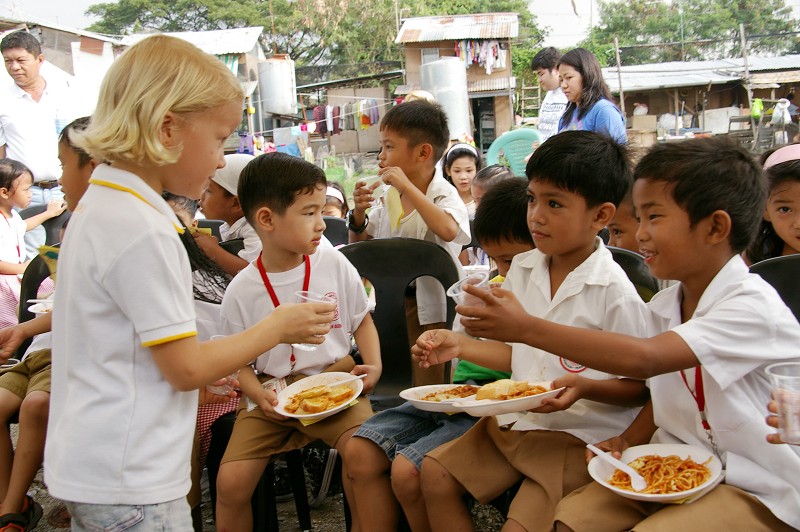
[582,0,799,65]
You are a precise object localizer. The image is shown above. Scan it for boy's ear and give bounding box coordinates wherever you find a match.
[0,187,9,199]
[705,209,732,245]
[159,112,180,148]
[231,195,244,216]
[592,202,616,229]
[253,205,276,231]
[417,143,433,162]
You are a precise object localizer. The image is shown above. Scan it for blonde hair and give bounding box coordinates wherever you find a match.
[75,35,243,166]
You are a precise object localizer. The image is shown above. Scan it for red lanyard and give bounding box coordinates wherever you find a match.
[679,367,710,430]
[256,254,310,373]
[1,213,22,263]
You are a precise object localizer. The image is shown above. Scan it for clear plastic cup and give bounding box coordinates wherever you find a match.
[206,336,240,395]
[292,291,336,351]
[358,175,385,207]
[766,362,800,444]
[446,272,490,308]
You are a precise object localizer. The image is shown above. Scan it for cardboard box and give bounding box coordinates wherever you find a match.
[630,115,658,130]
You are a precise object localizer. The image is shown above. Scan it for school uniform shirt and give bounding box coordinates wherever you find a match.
[558,98,627,145]
[46,164,198,505]
[537,88,568,143]
[366,172,470,325]
[220,216,261,263]
[647,255,800,529]
[220,247,369,378]
[499,239,648,444]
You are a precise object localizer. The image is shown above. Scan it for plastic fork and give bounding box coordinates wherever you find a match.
[586,443,647,492]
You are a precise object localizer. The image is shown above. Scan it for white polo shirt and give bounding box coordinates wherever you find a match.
[367,171,470,324]
[220,216,261,263]
[648,255,800,529]
[46,164,198,505]
[220,246,369,378]
[499,239,649,444]
[0,68,76,182]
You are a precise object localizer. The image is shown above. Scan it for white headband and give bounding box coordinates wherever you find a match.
[326,186,345,204]
[447,143,479,162]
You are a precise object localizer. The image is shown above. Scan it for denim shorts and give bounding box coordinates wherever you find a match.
[354,401,477,469]
[65,497,193,532]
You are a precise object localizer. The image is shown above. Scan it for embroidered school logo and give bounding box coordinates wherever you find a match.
[560,358,586,373]
[326,292,339,321]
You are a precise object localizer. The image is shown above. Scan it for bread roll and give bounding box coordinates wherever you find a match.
[476,379,530,400]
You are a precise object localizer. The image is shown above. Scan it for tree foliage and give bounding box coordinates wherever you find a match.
[582,0,800,66]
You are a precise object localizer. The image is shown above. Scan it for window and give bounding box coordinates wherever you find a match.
[421,48,440,64]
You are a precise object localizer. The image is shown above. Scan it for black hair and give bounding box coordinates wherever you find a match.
[558,48,617,124]
[443,144,483,185]
[325,180,349,217]
[530,47,561,71]
[746,160,800,263]
[381,100,449,162]
[0,31,42,56]
[0,158,32,192]
[59,117,93,168]
[473,178,534,247]
[162,191,199,219]
[238,152,327,223]
[473,164,515,190]
[525,130,631,208]
[634,136,766,254]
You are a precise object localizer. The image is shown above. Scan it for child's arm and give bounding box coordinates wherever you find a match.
[531,375,649,414]
[380,167,460,242]
[0,259,29,275]
[24,200,66,231]
[236,365,287,419]
[351,312,382,394]
[348,180,380,243]
[0,312,52,361]
[454,284,698,379]
[588,400,657,460]
[192,232,249,275]
[412,329,513,373]
[150,301,336,391]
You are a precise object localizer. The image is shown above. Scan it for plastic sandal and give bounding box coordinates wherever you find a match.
[0,512,28,531]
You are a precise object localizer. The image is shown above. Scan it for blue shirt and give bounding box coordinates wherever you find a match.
[559,98,627,144]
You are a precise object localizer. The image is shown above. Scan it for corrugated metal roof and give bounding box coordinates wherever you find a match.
[603,55,800,92]
[122,27,263,55]
[395,13,518,44]
[395,75,515,95]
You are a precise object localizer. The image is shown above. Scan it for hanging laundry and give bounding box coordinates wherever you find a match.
[454,39,506,75]
[332,106,341,135]
[313,105,327,137]
[325,105,334,132]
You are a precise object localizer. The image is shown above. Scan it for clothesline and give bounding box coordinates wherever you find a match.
[298,93,396,102]
[251,99,395,137]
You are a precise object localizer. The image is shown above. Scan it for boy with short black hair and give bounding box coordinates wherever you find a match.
[531,47,568,143]
[215,152,382,531]
[444,137,800,530]
[349,100,470,386]
[412,130,649,532]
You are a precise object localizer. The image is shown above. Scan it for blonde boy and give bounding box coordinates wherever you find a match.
[214,153,382,531]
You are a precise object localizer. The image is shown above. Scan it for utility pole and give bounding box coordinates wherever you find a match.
[740,23,757,141]
[614,36,626,117]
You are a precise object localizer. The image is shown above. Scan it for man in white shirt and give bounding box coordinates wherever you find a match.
[531,47,568,144]
[0,31,73,256]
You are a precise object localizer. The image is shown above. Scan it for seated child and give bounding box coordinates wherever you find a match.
[323,181,348,218]
[214,153,382,531]
[471,164,515,208]
[412,130,649,532]
[438,137,800,531]
[606,192,638,253]
[745,158,800,264]
[443,143,482,216]
[344,177,534,531]
[349,100,470,386]
[195,153,260,275]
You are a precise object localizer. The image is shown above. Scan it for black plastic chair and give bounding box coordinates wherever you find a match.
[608,246,660,302]
[323,216,348,247]
[461,218,480,253]
[16,251,56,357]
[196,219,224,240]
[18,205,71,245]
[339,238,460,408]
[220,238,245,256]
[750,254,800,320]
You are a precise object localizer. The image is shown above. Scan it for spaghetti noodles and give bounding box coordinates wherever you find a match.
[608,454,712,494]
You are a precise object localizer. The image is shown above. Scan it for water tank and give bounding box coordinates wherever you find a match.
[420,57,471,141]
[258,55,297,116]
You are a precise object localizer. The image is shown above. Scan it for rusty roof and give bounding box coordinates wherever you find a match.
[395,13,519,44]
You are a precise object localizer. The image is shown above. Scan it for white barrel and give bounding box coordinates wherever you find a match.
[258,56,297,115]
[420,57,471,141]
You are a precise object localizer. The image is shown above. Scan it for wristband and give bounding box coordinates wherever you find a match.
[347,209,369,233]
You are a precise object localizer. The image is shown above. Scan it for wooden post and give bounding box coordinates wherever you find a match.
[674,89,680,136]
[740,23,757,141]
[614,36,626,117]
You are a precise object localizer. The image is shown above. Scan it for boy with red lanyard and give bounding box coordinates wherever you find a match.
[214,153,382,531]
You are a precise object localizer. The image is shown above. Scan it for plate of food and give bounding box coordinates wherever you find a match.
[588,443,723,503]
[399,384,480,413]
[28,301,53,315]
[275,372,363,421]
[452,379,564,417]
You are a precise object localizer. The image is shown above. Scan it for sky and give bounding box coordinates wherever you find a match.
[5,0,800,47]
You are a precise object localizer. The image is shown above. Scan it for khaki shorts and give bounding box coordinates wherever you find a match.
[221,356,374,464]
[555,480,797,532]
[427,417,592,532]
[0,349,51,399]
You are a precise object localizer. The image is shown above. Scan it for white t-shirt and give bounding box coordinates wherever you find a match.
[220,216,261,263]
[46,165,198,505]
[0,211,25,264]
[0,68,76,182]
[537,88,568,143]
[499,239,648,444]
[220,247,369,377]
[366,173,470,324]
[647,255,800,529]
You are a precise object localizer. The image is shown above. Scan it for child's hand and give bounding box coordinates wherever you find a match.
[192,232,220,255]
[199,378,239,405]
[0,324,26,361]
[585,436,631,463]
[256,387,287,420]
[45,199,67,217]
[412,329,462,369]
[767,397,789,444]
[529,374,583,413]
[378,167,412,196]
[352,179,381,214]
[270,303,335,346]
[457,285,530,343]
[351,364,381,394]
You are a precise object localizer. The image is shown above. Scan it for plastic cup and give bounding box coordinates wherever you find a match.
[292,291,336,351]
[766,362,800,444]
[358,175,385,207]
[206,335,239,395]
[446,272,490,308]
